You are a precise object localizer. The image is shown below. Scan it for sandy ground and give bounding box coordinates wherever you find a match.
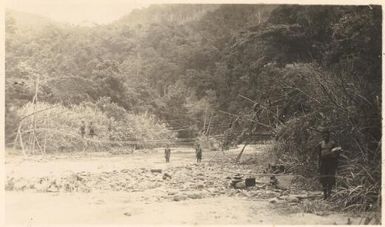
[5,145,363,225]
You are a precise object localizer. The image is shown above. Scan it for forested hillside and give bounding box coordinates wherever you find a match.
[5,4,381,211]
[5,5,276,141]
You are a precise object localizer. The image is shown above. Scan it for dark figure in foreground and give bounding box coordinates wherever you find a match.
[317,128,342,199]
[196,143,202,163]
[165,144,171,163]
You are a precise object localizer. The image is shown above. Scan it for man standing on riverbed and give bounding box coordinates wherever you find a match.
[165,144,171,163]
[196,143,202,163]
[317,128,342,200]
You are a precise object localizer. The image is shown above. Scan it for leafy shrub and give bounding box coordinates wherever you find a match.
[14,99,175,153]
[270,64,381,212]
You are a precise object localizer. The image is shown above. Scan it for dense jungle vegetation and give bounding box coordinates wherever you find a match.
[5,5,382,212]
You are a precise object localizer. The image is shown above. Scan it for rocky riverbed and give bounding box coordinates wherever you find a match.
[5,144,365,225]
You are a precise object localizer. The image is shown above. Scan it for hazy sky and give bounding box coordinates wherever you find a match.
[6,0,380,25]
[6,0,153,25]
[5,0,242,25]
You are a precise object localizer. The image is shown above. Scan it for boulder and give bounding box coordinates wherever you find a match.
[162,173,172,180]
[269,197,286,204]
[187,192,204,199]
[285,195,300,203]
[269,198,279,203]
[173,194,188,201]
[234,181,246,189]
[196,184,205,189]
[245,178,256,187]
[276,175,295,190]
[151,169,162,173]
[167,190,177,195]
[268,164,285,173]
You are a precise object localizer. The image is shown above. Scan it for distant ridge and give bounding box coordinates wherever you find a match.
[116,4,220,26]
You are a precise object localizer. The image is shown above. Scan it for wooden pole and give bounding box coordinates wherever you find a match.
[13,106,56,156]
[235,143,249,163]
[19,132,26,155]
[203,106,208,134]
[31,74,41,155]
[43,111,48,154]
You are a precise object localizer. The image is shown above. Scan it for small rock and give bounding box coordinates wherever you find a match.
[269,198,279,203]
[123,212,132,217]
[269,197,285,204]
[285,195,299,203]
[162,173,172,180]
[167,190,177,195]
[173,194,188,201]
[196,184,204,189]
[234,181,246,189]
[187,192,203,199]
[151,169,162,173]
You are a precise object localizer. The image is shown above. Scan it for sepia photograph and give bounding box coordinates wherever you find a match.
[3,0,382,225]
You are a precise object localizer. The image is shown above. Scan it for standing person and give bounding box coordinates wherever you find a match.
[80,121,87,152]
[196,143,202,163]
[88,122,96,138]
[88,122,97,152]
[317,128,342,200]
[79,121,86,138]
[165,144,171,163]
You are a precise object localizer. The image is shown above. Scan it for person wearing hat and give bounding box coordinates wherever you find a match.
[317,128,343,199]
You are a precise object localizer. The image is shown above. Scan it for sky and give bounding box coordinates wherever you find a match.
[6,0,383,25]
[6,0,152,25]
[5,0,242,25]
